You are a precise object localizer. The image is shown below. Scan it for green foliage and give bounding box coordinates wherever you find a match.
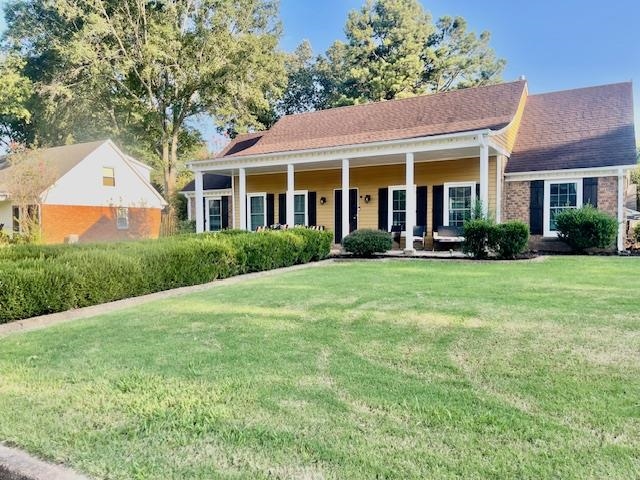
[280,0,505,112]
[490,221,530,259]
[3,0,285,197]
[555,206,618,252]
[633,223,640,243]
[342,229,392,257]
[462,218,494,259]
[0,229,332,322]
[177,220,196,234]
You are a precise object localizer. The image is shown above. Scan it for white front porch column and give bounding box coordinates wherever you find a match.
[404,152,416,253]
[495,154,504,223]
[617,168,625,252]
[186,196,192,221]
[194,171,204,233]
[239,168,247,230]
[479,137,490,216]
[286,163,295,226]
[341,159,350,241]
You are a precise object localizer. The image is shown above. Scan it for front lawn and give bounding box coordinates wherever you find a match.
[0,257,638,479]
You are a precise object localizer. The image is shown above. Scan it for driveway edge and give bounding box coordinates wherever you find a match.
[0,444,90,480]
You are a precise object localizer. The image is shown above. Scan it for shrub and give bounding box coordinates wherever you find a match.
[555,206,618,252]
[0,229,332,323]
[177,219,196,234]
[342,229,392,257]
[633,223,640,243]
[462,219,494,259]
[491,221,530,259]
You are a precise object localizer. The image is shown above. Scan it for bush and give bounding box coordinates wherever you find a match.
[633,223,640,243]
[555,206,618,252]
[462,219,494,259]
[342,229,392,257]
[491,221,530,259]
[0,229,332,323]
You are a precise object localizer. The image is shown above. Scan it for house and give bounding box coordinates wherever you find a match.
[180,174,232,231]
[0,140,167,243]
[188,80,638,251]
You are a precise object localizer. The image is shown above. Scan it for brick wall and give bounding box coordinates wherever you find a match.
[503,180,530,224]
[40,204,162,244]
[597,176,618,218]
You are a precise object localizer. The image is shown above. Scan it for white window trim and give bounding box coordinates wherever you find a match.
[246,192,267,231]
[543,179,582,238]
[443,182,476,227]
[293,190,308,226]
[387,185,416,234]
[205,196,223,232]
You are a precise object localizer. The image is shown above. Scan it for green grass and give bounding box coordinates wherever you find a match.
[0,257,639,479]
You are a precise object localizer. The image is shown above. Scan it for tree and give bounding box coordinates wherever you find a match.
[424,16,507,93]
[3,0,286,205]
[0,56,33,147]
[4,145,56,241]
[278,0,506,111]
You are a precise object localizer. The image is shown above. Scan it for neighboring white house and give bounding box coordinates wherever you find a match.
[0,139,167,243]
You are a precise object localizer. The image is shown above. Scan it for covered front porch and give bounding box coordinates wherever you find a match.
[190,131,508,250]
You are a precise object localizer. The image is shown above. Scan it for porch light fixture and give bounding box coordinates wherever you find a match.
[319,196,327,205]
[363,194,371,204]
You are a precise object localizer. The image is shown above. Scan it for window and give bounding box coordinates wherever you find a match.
[247,193,266,231]
[208,198,222,232]
[116,207,129,230]
[12,206,19,233]
[294,192,307,226]
[103,167,115,187]
[544,180,582,236]
[444,182,475,227]
[389,187,406,230]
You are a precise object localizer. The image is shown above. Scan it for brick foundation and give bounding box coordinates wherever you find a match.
[40,204,162,244]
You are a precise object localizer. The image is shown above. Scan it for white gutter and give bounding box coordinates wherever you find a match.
[505,164,638,181]
[189,129,493,172]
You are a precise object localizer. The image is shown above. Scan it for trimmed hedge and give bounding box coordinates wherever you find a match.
[555,206,618,252]
[342,229,392,257]
[0,229,333,323]
[462,219,494,259]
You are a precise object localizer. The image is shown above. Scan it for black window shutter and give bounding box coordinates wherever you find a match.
[308,192,317,226]
[378,188,388,231]
[266,193,275,226]
[530,180,544,235]
[416,186,428,227]
[583,177,598,207]
[334,190,342,243]
[475,183,480,200]
[433,185,444,231]
[278,193,286,224]
[221,196,229,228]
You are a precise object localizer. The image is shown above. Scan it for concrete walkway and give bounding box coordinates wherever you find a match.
[0,260,333,339]
[0,444,89,480]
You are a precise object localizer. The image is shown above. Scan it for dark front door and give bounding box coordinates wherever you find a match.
[334,189,358,243]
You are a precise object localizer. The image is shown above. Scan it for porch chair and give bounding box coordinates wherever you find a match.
[412,225,426,250]
[390,224,403,249]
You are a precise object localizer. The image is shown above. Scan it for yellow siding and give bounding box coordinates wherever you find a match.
[234,157,497,242]
[491,86,528,154]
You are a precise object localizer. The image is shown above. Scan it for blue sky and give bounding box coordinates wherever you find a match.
[1,0,639,147]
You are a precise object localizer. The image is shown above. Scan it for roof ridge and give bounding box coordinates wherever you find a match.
[529,81,632,98]
[274,80,527,121]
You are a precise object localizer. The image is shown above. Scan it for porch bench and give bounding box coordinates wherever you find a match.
[433,226,464,250]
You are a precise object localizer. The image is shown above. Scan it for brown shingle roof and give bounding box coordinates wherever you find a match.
[0,140,107,193]
[217,80,527,158]
[507,83,637,173]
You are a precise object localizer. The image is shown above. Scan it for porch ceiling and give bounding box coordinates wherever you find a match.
[203,144,494,176]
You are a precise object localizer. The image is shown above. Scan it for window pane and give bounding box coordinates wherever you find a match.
[249,196,265,231]
[448,185,472,227]
[548,182,578,231]
[391,189,406,228]
[209,199,222,231]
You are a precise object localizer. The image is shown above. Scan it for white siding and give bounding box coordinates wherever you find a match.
[44,142,165,209]
[0,200,12,233]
